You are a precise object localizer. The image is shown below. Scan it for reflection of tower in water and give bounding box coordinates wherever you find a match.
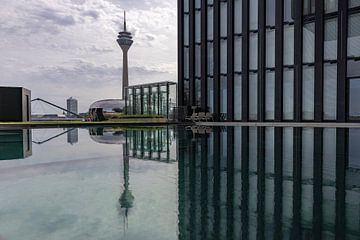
[119,133,134,229]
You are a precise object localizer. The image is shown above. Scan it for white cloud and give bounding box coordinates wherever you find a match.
[0,0,177,112]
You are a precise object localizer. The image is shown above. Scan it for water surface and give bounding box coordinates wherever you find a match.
[0,126,359,240]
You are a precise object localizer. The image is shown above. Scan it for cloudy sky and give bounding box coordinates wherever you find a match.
[0,0,177,112]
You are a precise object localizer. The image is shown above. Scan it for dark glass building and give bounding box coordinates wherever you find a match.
[178,0,360,122]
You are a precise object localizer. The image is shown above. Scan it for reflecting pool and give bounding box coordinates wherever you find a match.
[0,126,359,240]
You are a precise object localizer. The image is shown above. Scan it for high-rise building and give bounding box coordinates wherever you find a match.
[66,97,78,118]
[117,11,133,100]
[178,0,360,122]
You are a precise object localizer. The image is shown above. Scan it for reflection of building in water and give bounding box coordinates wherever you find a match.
[126,127,177,162]
[67,128,78,145]
[177,127,360,239]
[89,128,126,145]
[0,129,32,160]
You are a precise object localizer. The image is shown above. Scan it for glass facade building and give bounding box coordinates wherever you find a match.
[178,0,360,122]
[125,82,177,118]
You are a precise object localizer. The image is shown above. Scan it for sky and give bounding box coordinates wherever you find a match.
[0,0,177,112]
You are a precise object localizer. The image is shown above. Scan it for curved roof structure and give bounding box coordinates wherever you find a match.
[89,99,125,112]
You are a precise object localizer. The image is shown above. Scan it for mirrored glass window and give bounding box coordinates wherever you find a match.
[283,25,294,66]
[323,64,337,120]
[283,68,294,120]
[208,6,214,40]
[349,0,360,8]
[195,10,201,43]
[284,0,294,23]
[250,33,258,70]
[303,23,315,64]
[234,0,242,34]
[234,36,242,72]
[303,66,315,120]
[234,74,242,120]
[220,40,227,74]
[220,75,227,114]
[324,18,338,61]
[250,0,258,30]
[325,0,338,13]
[266,71,275,120]
[220,2,227,37]
[207,77,214,112]
[349,79,360,120]
[348,13,360,58]
[249,73,258,120]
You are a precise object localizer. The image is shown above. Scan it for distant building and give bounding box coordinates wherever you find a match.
[0,87,31,122]
[66,97,78,118]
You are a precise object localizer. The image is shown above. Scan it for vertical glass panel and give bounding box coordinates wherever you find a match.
[220,76,227,114]
[195,45,201,77]
[249,33,258,70]
[234,74,242,120]
[220,2,227,37]
[234,36,242,72]
[303,0,315,15]
[348,60,360,77]
[349,0,360,8]
[284,0,294,23]
[234,0,242,34]
[184,14,189,46]
[266,0,276,27]
[349,78,360,120]
[324,64,337,120]
[207,42,214,76]
[325,0,338,13]
[283,25,294,66]
[303,23,315,64]
[195,0,201,9]
[324,18,338,61]
[208,6,214,40]
[249,73,258,120]
[195,78,201,106]
[266,29,275,68]
[283,68,294,120]
[301,128,314,225]
[207,77,214,112]
[282,127,293,229]
[195,10,201,43]
[348,13,360,58]
[250,0,258,30]
[184,0,189,12]
[266,71,275,120]
[208,43,214,75]
[221,40,227,74]
[303,66,315,120]
[184,47,189,78]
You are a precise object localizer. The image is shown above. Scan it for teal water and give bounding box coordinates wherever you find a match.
[0,127,359,240]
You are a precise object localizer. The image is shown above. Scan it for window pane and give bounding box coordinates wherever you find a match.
[220,2,227,37]
[195,45,201,77]
[266,0,276,27]
[303,0,315,15]
[325,0,338,13]
[250,0,258,30]
[207,77,214,112]
[283,68,294,120]
[184,0,189,12]
[195,78,201,106]
[324,18,338,61]
[195,0,201,9]
[323,64,337,120]
[195,10,201,43]
[266,29,275,68]
[348,59,360,77]
[250,33,258,70]
[221,40,227,74]
[349,0,360,8]
[348,13,360,58]
[249,73,258,120]
[221,75,227,114]
[208,6,214,40]
[235,0,242,34]
[234,36,242,72]
[184,47,189,78]
[266,71,275,120]
[284,0,294,23]
[303,22,315,64]
[208,42,214,75]
[303,66,315,120]
[349,79,360,120]
[234,74,242,120]
[184,14,189,46]
[284,25,294,66]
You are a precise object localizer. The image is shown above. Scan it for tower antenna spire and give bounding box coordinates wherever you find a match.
[124,11,127,32]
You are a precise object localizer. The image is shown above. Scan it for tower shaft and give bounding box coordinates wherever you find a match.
[122,50,129,99]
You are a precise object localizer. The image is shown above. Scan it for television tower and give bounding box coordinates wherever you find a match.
[117,11,133,100]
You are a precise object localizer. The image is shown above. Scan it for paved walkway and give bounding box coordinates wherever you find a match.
[196,122,360,128]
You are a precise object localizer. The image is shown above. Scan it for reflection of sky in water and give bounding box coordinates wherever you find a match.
[0,128,178,240]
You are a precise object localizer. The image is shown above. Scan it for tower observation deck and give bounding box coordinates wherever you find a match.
[117,11,133,100]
